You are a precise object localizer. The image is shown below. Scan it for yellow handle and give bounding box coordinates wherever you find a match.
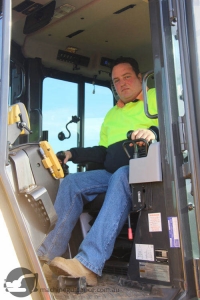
[39,141,64,179]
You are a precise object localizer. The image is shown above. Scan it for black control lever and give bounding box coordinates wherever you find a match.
[123,138,149,159]
[56,151,69,177]
[17,113,33,134]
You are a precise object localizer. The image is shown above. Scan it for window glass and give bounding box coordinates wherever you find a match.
[84,83,113,147]
[42,78,78,173]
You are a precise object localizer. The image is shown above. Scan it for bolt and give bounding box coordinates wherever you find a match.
[188,203,195,211]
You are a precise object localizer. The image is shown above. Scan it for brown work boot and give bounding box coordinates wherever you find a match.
[49,257,97,286]
[42,264,58,289]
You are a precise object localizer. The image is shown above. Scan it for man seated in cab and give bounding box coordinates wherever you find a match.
[37,57,159,286]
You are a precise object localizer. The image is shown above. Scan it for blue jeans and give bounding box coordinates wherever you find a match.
[37,166,132,276]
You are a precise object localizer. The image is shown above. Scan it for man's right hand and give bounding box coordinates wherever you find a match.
[57,150,72,165]
[64,151,72,164]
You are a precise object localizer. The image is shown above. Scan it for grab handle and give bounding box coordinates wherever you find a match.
[123,138,149,159]
[142,70,158,119]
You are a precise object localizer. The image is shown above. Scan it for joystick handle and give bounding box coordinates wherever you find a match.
[56,151,69,177]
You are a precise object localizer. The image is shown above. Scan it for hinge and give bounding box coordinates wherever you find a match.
[178,116,187,152]
[178,116,191,179]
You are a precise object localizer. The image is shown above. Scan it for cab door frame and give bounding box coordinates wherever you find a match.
[149,0,200,297]
[0,1,53,299]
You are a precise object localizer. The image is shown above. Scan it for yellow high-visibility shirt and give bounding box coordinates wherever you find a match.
[99,88,158,147]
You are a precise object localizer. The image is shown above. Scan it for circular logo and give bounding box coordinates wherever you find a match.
[4,267,38,297]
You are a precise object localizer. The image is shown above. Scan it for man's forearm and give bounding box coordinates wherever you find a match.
[68,146,107,164]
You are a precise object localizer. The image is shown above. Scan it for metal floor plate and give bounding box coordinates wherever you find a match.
[42,265,180,300]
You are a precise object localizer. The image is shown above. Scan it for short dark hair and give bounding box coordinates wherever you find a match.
[111,56,140,76]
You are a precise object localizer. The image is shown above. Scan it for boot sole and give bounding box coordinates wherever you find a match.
[49,261,97,286]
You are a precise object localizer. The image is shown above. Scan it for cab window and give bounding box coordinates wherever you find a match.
[42,77,78,172]
[84,83,113,147]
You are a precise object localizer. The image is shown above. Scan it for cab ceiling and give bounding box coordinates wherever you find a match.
[12,0,153,81]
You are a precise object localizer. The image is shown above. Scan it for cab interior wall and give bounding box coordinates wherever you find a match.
[11,0,153,83]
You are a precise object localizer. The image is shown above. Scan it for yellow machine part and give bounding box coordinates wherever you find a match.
[39,141,64,179]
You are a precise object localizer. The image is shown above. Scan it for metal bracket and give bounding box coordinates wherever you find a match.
[178,116,187,152]
[9,149,57,234]
[131,183,153,212]
[131,184,146,212]
[182,162,191,179]
[178,117,192,179]
[22,185,58,233]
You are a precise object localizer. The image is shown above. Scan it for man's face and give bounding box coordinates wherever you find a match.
[112,63,142,104]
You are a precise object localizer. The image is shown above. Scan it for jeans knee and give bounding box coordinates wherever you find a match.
[60,173,79,189]
[111,166,129,184]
